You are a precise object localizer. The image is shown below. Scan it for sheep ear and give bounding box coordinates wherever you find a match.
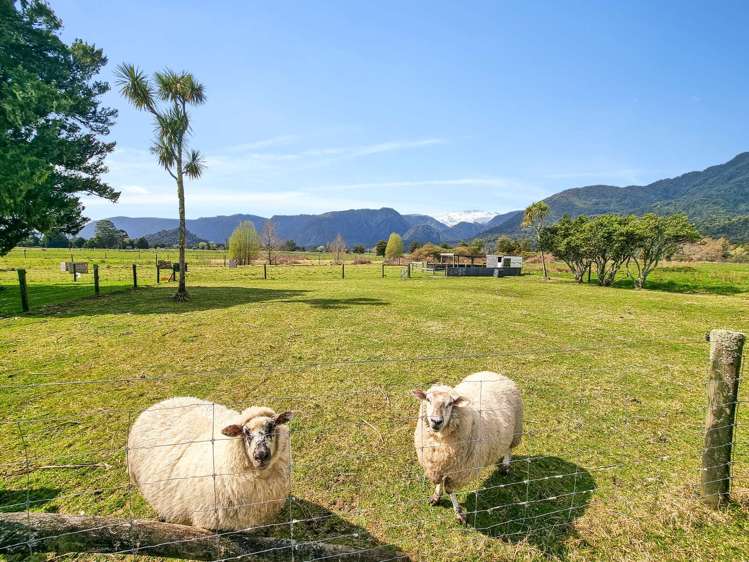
[221,424,243,437]
[451,396,469,407]
[411,389,427,400]
[274,411,293,426]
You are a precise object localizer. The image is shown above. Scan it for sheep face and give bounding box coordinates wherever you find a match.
[222,411,292,470]
[411,385,468,433]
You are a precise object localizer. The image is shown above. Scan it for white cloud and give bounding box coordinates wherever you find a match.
[222,135,300,152]
[311,177,521,191]
[239,138,447,163]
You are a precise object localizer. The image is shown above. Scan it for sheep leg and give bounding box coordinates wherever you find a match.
[429,482,443,506]
[448,492,466,525]
[500,453,512,475]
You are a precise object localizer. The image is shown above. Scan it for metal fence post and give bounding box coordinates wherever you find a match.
[702,329,746,508]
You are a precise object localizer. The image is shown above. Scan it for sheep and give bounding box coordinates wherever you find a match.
[411,371,523,524]
[127,397,293,530]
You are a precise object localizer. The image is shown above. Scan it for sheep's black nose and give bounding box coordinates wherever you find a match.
[429,417,444,429]
[254,448,270,462]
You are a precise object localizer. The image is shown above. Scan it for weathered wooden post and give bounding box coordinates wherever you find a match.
[93,264,100,296]
[407,263,411,278]
[341,263,345,279]
[156,256,160,284]
[17,269,29,312]
[132,264,138,288]
[71,261,77,282]
[702,329,746,508]
[264,263,267,280]
[381,263,385,278]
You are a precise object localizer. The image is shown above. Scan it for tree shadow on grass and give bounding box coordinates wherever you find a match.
[12,286,389,317]
[289,297,389,310]
[0,487,60,513]
[459,456,595,559]
[611,278,744,295]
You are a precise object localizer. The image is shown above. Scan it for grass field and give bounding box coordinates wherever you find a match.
[1,249,749,560]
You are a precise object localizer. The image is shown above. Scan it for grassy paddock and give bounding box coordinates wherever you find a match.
[2,248,749,317]
[1,251,749,560]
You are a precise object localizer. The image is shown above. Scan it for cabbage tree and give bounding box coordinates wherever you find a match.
[115,64,205,301]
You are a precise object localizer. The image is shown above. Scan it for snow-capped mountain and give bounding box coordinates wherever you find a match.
[434,210,496,227]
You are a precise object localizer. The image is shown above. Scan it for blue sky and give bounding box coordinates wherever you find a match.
[55,0,749,223]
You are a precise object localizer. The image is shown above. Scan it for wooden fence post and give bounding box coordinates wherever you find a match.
[702,329,746,508]
[17,269,29,312]
[93,264,100,296]
[71,261,77,282]
[132,264,138,289]
[341,263,345,279]
[381,263,385,278]
[264,264,267,280]
[156,257,160,284]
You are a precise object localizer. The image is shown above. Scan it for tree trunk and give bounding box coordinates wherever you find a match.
[595,260,607,286]
[0,512,392,561]
[540,249,548,280]
[175,167,188,302]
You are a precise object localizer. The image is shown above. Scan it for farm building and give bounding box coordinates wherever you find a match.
[425,254,523,276]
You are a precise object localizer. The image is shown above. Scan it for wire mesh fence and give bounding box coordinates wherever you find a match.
[1,336,745,560]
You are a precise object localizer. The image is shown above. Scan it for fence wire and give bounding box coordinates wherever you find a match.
[0,336,746,561]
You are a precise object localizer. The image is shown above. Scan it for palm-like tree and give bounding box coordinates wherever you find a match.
[115,64,205,301]
[522,201,550,280]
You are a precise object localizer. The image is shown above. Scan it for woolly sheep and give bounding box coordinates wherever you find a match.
[127,397,293,530]
[411,371,523,523]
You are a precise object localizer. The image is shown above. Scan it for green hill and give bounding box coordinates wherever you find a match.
[480,152,749,242]
[144,228,207,248]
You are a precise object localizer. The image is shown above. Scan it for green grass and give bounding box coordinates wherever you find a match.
[1,250,749,560]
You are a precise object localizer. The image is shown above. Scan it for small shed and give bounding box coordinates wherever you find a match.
[486,255,523,275]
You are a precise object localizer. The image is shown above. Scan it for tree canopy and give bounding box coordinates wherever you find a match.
[384,233,404,261]
[0,0,118,255]
[374,240,387,257]
[227,221,261,265]
[91,219,127,249]
[541,213,700,288]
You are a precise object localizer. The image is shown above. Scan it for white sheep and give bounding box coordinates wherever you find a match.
[127,397,293,530]
[412,371,523,523]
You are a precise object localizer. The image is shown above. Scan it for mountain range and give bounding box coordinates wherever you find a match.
[79,152,749,246]
[78,209,491,247]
